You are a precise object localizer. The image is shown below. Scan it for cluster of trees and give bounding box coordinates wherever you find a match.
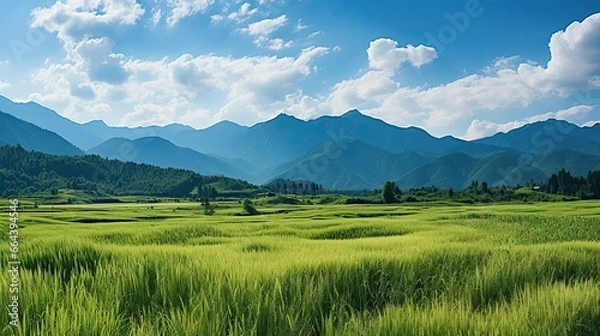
[242,199,259,215]
[192,184,218,201]
[381,181,402,203]
[264,179,324,195]
[540,169,600,199]
[0,145,256,198]
[376,169,600,204]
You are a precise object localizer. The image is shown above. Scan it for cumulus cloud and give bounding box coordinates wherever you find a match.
[543,13,600,91]
[210,14,224,24]
[30,40,329,127]
[170,46,328,102]
[367,38,438,71]
[70,83,96,100]
[328,71,399,113]
[26,3,600,137]
[0,81,11,91]
[241,15,291,49]
[226,2,258,23]
[74,38,129,84]
[481,55,521,75]
[464,105,595,139]
[243,14,287,36]
[267,38,293,50]
[164,0,214,26]
[31,0,145,42]
[151,8,162,26]
[322,13,600,136]
[294,20,308,32]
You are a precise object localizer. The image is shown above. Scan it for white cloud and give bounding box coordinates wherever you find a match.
[481,55,521,75]
[283,91,330,120]
[30,41,329,127]
[243,14,287,36]
[70,83,96,100]
[25,4,600,138]
[318,13,600,136]
[464,105,595,139]
[307,31,323,39]
[164,0,214,26]
[267,38,292,50]
[31,0,145,42]
[367,38,438,71]
[73,38,129,84]
[171,46,328,101]
[0,81,11,91]
[226,2,258,23]
[121,99,212,126]
[151,8,162,26]
[328,70,399,113]
[210,14,224,24]
[294,20,308,31]
[544,13,600,91]
[241,15,290,49]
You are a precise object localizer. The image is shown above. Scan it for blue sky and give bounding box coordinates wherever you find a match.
[0,0,599,139]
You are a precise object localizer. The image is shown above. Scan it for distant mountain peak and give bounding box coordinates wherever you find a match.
[0,111,83,156]
[274,112,301,120]
[259,113,305,126]
[85,119,108,127]
[342,109,364,117]
[211,120,245,128]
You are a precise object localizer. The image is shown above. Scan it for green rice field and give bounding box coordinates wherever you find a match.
[2,201,600,335]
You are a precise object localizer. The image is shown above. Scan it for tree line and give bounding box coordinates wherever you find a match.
[540,169,600,199]
[0,145,256,198]
[263,178,324,195]
[378,168,600,204]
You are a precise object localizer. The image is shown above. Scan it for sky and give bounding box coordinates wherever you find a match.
[0,0,599,139]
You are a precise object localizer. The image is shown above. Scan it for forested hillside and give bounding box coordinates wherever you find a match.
[0,145,256,198]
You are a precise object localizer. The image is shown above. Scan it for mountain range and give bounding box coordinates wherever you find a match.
[1,95,599,190]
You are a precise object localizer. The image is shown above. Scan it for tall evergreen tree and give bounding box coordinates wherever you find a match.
[382,181,399,203]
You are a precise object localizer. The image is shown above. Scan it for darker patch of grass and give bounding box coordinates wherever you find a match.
[70,218,138,223]
[459,213,495,220]
[276,252,489,334]
[310,226,409,240]
[21,243,108,283]
[569,308,600,336]
[94,225,230,245]
[242,243,273,252]
[93,232,136,245]
[469,250,600,310]
[134,215,174,220]
[336,212,417,219]
[142,225,229,245]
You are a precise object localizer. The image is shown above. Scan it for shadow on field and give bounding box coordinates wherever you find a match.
[92,225,230,245]
[309,225,411,240]
[21,242,109,284]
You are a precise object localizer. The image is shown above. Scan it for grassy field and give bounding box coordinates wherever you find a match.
[2,200,600,335]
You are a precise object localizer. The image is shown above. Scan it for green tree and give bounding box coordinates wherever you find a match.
[547,174,559,194]
[382,181,399,204]
[481,181,489,194]
[203,199,215,215]
[469,180,479,193]
[242,198,259,215]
